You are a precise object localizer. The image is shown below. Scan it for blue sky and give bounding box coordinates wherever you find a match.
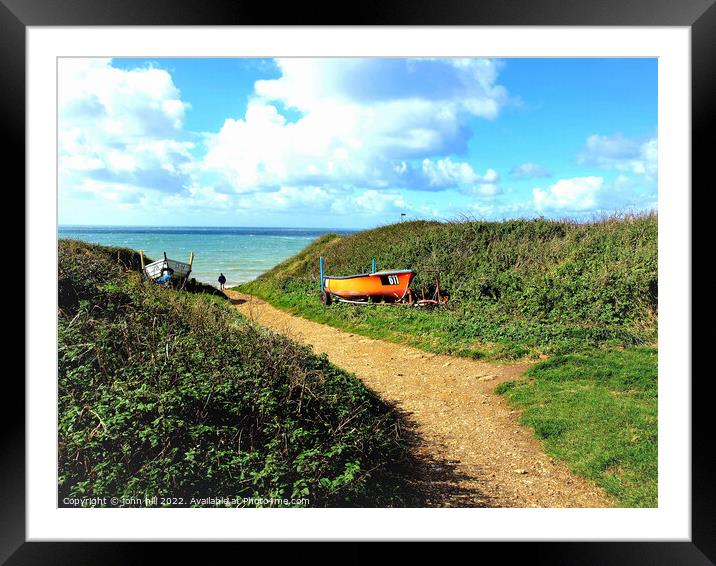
[58,57,657,229]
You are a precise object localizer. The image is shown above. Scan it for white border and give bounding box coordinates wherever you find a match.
[27,26,691,541]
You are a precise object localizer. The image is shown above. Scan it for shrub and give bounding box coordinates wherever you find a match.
[241,213,657,358]
[58,240,414,507]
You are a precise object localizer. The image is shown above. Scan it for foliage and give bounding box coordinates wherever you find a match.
[239,214,657,359]
[238,215,659,507]
[58,240,414,507]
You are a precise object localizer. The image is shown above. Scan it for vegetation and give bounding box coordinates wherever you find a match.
[58,240,415,507]
[239,214,657,360]
[238,215,658,507]
[495,347,658,507]
[59,213,659,508]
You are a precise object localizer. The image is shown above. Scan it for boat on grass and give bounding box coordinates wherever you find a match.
[141,250,194,287]
[320,257,415,304]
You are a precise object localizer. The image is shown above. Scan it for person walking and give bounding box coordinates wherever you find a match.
[218,273,227,291]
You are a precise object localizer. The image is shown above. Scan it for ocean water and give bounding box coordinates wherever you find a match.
[59,226,352,287]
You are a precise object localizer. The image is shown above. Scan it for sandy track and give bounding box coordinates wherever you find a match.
[225,289,612,508]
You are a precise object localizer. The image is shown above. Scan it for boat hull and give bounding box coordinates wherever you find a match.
[324,270,415,301]
[144,258,192,281]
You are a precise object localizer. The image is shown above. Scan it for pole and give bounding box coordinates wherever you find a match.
[319,256,324,291]
[372,258,376,273]
[139,250,145,270]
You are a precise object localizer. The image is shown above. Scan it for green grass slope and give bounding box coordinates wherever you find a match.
[58,240,416,507]
[496,347,657,507]
[240,214,657,359]
[239,215,658,507]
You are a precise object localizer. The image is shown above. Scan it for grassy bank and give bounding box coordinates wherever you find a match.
[496,347,657,507]
[239,215,657,360]
[58,240,416,507]
[238,215,658,507]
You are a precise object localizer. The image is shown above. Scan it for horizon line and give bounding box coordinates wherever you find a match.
[58,224,360,230]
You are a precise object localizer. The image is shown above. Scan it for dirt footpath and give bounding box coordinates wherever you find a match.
[225,289,613,508]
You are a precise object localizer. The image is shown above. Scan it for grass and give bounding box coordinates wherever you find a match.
[58,240,417,507]
[237,215,658,507]
[60,213,659,507]
[239,214,657,360]
[495,347,658,507]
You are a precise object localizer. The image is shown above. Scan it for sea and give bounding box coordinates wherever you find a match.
[59,226,354,287]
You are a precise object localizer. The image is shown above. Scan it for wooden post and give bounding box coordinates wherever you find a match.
[140,249,145,270]
[183,252,194,289]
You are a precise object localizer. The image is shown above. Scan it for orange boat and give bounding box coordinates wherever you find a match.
[320,257,415,304]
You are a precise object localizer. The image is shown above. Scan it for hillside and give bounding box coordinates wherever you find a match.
[238,215,658,506]
[240,214,657,359]
[57,240,416,507]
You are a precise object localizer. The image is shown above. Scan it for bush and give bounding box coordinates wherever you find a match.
[241,214,657,358]
[58,240,413,507]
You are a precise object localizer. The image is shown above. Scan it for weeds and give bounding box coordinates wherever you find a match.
[239,214,657,359]
[237,215,659,507]
[58,240,415,507]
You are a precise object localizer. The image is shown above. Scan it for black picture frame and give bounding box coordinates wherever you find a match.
[8,0,708,562]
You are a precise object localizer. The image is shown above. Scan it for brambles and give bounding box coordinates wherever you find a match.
[240,213,657,359]
[58,240,414,507]
[238,215,659,507]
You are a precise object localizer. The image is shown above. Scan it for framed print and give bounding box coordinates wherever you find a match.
[9,0,709,562]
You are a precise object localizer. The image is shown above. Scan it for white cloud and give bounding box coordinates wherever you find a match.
[578,134,657,179]
[331,189,410,216]
[59,59,194,198]
[634,137,658,177]
[59,59,187,136]
[420,158,497,190]
[473,183,501,197]
[510,162,551,179]
[531,172,657,217]
[613,174,634,189]
[533,176,604,211]
[262,186,334,211]
[255,58,507,118]
[59,58,507,221]
[196,58,508,194]
[151,183,413,220]
[76,179,147,207]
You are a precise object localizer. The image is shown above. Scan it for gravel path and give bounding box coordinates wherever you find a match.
[226,289,613,508]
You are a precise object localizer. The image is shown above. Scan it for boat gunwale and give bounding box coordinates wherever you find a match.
[324,269,415,281]
[144,258,191,270]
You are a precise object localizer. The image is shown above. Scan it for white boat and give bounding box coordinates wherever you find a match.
[141,251,194,284]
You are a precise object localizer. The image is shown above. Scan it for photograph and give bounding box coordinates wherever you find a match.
[4,0,707,555]
[56,55,659,510]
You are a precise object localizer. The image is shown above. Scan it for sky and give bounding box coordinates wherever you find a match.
[58,57,657,229]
